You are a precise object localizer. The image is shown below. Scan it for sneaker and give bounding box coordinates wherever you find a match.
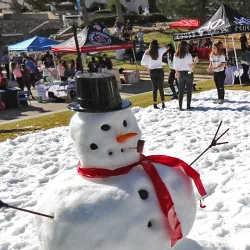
[218,99,224,104]
[213,100,219,104]
[162,103,166,109]
[153,104,160,109]
[178,107,183,111]
[187,106,194,110]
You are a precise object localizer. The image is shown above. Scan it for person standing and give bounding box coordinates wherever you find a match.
[240,39,250,84]
[0,67,7,90]
[88,57,99,73]
[174,41,198,110]
[102,54,113,70]
[141,40,167,109]
[21,64,33,97]
[126,19,133,34]
[61,60,69,81]
[122,27,130,42]
[25,56,37,89]
[40,61,53,82]
[103,25,110,35]
[137,29,144,51]
[2,54,10,80]
[208,43,226,104]
[10,62,24,90]
[138,5,143,14]
[166,43,178,100]
[62,13,68,28]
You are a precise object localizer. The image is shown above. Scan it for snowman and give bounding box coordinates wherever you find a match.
[34,73,206,250]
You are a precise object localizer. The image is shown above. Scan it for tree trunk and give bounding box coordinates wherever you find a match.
[115,0,124,24]
[11,0,29,39]
[80,0,90,26]
[199,0,207,25]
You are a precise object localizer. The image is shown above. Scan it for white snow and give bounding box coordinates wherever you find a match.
[0,89,250,250]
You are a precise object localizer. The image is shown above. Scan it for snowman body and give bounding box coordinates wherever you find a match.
[35,109,197,250]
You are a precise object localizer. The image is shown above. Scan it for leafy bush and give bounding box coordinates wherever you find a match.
[90,13,167,26]
[89,2,107,12]
[108,0,127,13]
[92,9,113,14]
[90,15,117,26]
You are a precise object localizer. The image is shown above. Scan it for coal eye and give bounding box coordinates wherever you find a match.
[123,120,127,127]
[90,143,98,150]
[101,124,111,131]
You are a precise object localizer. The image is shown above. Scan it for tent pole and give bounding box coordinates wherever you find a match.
[52,52,57,80]
[224,35,229,59]
[8,51,12,85]
[132,48,137,70]
[232,34,242,87]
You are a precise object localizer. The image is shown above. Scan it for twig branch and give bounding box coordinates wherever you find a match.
[190,121,229,166]
[0,200,54,219]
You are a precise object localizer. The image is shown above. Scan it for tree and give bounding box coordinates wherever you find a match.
[157,0,250,23]
[0,0,29,38]
[80,0,90,26]
[108,0,127,14]
[114,0,124,23]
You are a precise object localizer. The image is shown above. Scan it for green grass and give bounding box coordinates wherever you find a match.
[0,80,250,143]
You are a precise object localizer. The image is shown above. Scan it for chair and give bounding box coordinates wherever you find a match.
[17,91,32,110]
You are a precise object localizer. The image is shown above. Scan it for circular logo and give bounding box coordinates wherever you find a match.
[89,32,111,45]
[66,33,86,47]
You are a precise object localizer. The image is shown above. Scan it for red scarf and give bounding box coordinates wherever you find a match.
[78,154,206,247]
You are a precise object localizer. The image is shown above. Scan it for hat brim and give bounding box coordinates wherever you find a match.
[68,99,132,112]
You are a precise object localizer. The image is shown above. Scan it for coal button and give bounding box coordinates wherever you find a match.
[147,221,152,228]
[138,189,149,200]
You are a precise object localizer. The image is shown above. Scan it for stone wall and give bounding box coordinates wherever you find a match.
[0,19,62,52]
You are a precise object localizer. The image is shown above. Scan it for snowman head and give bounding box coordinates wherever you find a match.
[70,108,142,169]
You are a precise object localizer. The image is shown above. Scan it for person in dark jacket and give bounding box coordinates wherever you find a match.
[102,54,113,70]
[166,43,178,99]
[21,64,33,97]
[88,57,99,73]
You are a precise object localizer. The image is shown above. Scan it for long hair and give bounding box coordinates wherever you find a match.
[10,62,17,71]
[149,40,159,60]
[210,43,222,57]
[175,41,189,59]
[167,43,175,61]
[61,60,69,70]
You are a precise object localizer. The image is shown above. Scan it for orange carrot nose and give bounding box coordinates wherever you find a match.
[116,133,138,143]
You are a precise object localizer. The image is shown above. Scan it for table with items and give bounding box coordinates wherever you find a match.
[37,80,76,100]
[224,64,245,84]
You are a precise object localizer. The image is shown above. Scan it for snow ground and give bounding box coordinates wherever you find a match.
[0,89,250,250]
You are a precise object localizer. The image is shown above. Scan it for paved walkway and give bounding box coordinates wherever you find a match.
[0,72,212,124]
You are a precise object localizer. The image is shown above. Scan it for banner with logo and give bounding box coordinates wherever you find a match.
[173,4,250,41]
[52,25,133,53]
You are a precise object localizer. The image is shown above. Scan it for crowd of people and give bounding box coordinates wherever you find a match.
[1,22,248,112]
[87,54,113,73]
[141,38,230,110]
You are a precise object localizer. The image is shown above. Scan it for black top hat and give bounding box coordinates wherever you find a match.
[68,73,131,112]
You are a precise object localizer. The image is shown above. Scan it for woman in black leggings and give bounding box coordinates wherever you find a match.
[208,43,226,104]
[166,43,178,100]
[141,40,167,109]
[174,41,198,110]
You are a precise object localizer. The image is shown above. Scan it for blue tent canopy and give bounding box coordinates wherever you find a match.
[8,36,60,52]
